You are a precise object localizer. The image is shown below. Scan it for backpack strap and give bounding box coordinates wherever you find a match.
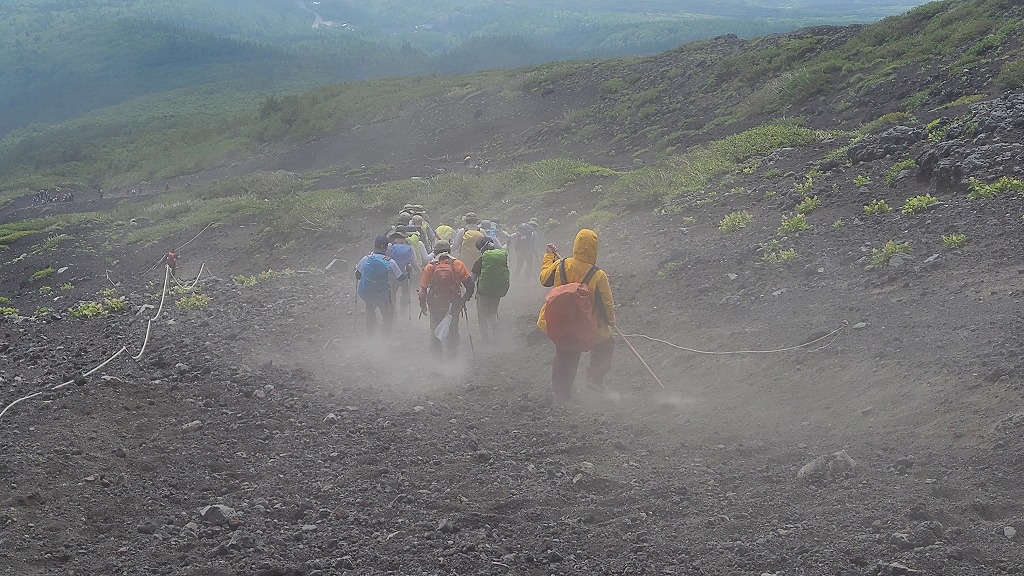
[582,265,600,285]
[558,259,568,285]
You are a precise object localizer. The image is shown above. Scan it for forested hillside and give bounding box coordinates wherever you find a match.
[0,0,928,139]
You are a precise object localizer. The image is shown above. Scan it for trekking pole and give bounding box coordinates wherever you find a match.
[613,325,666,390]
[463,306,476,360]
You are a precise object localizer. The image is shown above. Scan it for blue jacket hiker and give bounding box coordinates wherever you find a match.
[356,235,406,335]
[386,229,420,318]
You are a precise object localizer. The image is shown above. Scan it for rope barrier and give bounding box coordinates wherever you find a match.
[619,321,848,356]
[0,265,181,423]
[133,265,172,361]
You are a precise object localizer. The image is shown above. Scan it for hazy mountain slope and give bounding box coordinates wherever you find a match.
[0,0,931,139]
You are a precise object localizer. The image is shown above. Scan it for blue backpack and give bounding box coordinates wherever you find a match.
[389,243,415,272]
[358,254,393,304]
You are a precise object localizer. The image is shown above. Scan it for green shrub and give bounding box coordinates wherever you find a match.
[100,288,117,298]
[942,233,967,249]
[60,283,74,291]
[832,219,845,229]
[0,307,18,317]
[719,211,753,233]
[778,213,809,234]
[233,268,295,287]
[576,210,616,232]
[967,176,1024,200]
[998,59,1024,89]
[658,262,679,277]
[31,267,56,281]
[886,159,917,186]
[853,175,872,187]
[902,194,938,214]
[863,199,892,215]
[39,286,53,295]
[796,196,820,215]
[68,301,106,318]
[177,293,211,310]
[759,240,798,264]
[871,240,912,266]
[34,306,55,317]
[0,296,10,305]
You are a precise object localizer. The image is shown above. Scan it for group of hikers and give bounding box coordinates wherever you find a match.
[355,204,616,403]
[32,188,74,204]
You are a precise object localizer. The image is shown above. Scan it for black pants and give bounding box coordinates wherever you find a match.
[365,296,395,335]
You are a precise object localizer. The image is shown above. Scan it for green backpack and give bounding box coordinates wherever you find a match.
[477,249,510,298]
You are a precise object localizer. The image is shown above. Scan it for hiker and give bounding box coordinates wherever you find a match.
[512,219,540,279]
[164,250,178,276]
[452,212,486,269]
[479,220,508,249]
[538,229,616,404]
[410,214,437,247]
[419,240,474,357]
[435,224,455,244]
[471,236,510,344]
[355,235,406,336]
[386,229,419,318]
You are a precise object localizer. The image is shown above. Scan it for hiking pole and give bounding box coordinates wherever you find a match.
[613,325,666,390]
[463,306,476,360]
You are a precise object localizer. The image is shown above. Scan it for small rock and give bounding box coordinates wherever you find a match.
[174,362,190,373]
[726,273,738,281]
[199,504,239,526]
[227,530,254,551]
[181,420,203,432]
[180,522,199,539]
[852,322,868,330]
[1006,526,1018,540]
[137,521,158,535]
[437,518,456,533]
[323,413,340,425]
[924,253,940,263]
[57,266,69,274]
[860,406,876,416]
[206,543,229,558]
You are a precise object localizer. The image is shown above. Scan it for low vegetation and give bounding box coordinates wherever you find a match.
[863,199,892,215]
[886,159,917,187]
[967,176,1024,200]
[759,240,798,264]
[233,269,296,287]
[778,213,809,235]
[719,211,753,233]
[942,233,967,249]
[902,194,938,215]
[68,297,127,318]
[871,240,912,266]
[31,268,56,281]
[177,293,212,310]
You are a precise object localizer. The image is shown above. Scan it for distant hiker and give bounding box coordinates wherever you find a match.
[479,220,507,249]
[471,236,510,344]
[435,224,455,244]
[512,219,540,279]
[356,235,406,336]
[538,229,616,404]
[453,212,486,269]
[410,214,437,247]
[164,251,178,276]
[386,229,419,317]
[419,240,474,357]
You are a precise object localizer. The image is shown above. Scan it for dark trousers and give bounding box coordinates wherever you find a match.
[365,296,395,336]
[390,278,412,317]
[515,252,537,279]
[476,295,501,343]
[552,337,614,401]
[428,300,462,357]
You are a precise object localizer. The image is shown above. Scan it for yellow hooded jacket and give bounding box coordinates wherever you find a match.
[537,229,616,341]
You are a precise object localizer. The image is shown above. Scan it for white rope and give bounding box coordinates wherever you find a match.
[175,222,214,252]
[133,265,172,361]
[0,347,129,422]
[619,321,847,356]
[1,258,207,423]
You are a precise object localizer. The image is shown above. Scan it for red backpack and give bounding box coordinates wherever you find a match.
[428,258,461,302]
[543,260,601,352]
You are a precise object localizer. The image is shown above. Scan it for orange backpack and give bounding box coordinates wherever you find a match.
[542,261,600,352]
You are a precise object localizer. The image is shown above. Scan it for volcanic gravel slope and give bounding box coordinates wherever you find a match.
[4,22,1024,576]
